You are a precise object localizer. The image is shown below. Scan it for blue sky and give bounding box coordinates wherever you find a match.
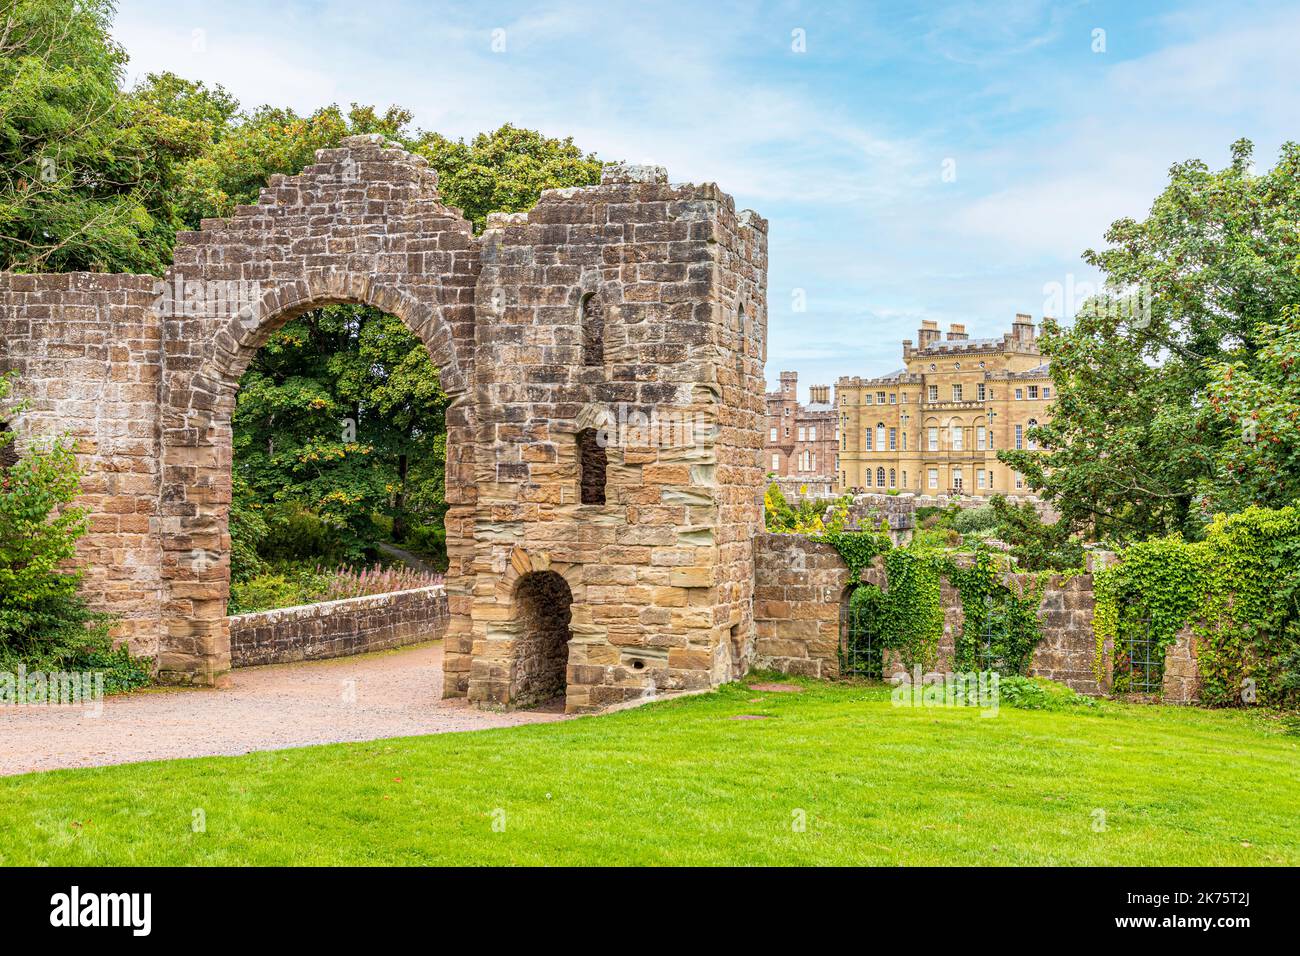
[113,0,1299,401]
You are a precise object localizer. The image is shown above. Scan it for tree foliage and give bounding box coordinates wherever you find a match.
[1000,140,1300,543]
[0,0,209,273]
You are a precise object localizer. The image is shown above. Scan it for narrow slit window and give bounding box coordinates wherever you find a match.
[581,292,605,366]
[577,428,607,505]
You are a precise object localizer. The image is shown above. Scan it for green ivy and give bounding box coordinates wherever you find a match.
[1092,505,1300,706]
[946,550,1048,675]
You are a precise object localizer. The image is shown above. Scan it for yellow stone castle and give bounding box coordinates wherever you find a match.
[834,315,1052,495]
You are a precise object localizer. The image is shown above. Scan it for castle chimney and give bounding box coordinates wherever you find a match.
[917,320,940,349]
[1011,313,1035,343]
[809,385,829,404]
[946,323,968,341]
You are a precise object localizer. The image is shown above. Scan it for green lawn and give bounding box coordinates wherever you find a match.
[2,677,1297,866]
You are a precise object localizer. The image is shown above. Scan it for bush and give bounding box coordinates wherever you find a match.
[951,505,998,534]
[997,675,1097,711]
[0,373,147,683]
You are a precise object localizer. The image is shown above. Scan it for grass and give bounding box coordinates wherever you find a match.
[1,674,1297,866]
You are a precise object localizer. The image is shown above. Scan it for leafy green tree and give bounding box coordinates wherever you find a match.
[1000,140,1300,542]
[1206,306,1300,512]
[0,0,207,273]
[413,124,603,230]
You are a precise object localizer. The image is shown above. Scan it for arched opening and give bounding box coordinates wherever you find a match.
[156,279,470,686]
[581,292,604,366]
[224,301,449,615]
[512,570,573,708]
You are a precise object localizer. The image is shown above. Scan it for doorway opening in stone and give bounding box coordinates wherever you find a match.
[511,570,574,710]
[226,303,450,617]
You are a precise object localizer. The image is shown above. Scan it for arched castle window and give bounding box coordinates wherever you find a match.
[1027,418,1039,451]
[889,468,896,488]
[577,428,607,505]
[581,292,605,366]
[736,303,747,373]
[875,423,886,451]
[876,467,886,488]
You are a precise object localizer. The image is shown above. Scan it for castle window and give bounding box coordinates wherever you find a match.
[977,425,986,450]
[951,425,964,451]
[889,393,896,404]
[1042,387,1052,399]
[876,467,886,488]
[580,292,605,366]
[577,428,607,505]
[1015,388,1024,400]
[928,468,938,489]
[798,426,806,441]
[1015,473,1024,490]
[809,426,816,441]
[977,383,986,402]
[977,469,986,489]
[772,454,780,471]
[1027,418,1039,451]
[952,468,963,491]
[927,385,938,403]
[876,423,886,451]
[863,428,873,450]
[901,431,907,450]
[1015,424,1024,450]
[1028,385,1038,399]
[927,427,939,451]
[770,427,777,441]
[889,428,897,451]
[902,470,908,487]
[876,391,886,404]
[737,304,747,373]
[889,468,896,488]
[952,384,963,402]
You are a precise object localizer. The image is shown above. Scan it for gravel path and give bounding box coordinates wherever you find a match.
[0,642,564,777]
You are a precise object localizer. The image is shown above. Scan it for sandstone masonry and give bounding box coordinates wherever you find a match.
[0,137,768,713]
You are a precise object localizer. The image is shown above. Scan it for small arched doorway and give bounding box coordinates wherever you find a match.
[511,570,574,708]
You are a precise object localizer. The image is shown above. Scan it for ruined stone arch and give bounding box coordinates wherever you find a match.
[153,135,479,685]
[0,151,770,712]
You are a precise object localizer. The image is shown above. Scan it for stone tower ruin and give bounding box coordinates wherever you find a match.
[0,136,768,712]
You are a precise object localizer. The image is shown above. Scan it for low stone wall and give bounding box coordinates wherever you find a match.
[229,586,448,668]
[753,532,1116,696]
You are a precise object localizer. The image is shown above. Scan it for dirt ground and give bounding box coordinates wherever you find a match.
[0,642,565,777]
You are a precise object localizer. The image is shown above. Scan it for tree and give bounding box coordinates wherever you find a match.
[0,0,208,273]
[413,124,603,230]
[1000,140,1300,542]
[1207,306,1300,511]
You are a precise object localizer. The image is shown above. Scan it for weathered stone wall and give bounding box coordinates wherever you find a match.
[229,585,447,667]
[0,272,164,658]
[463,163,766,712]
[753,532,1111,695]
[157,135,479,686]
[1,139,768,713]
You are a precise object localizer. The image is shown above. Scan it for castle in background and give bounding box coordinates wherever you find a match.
[765,314,1053,496]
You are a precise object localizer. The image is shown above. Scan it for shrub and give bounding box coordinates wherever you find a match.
[0,373,147,683]
[951,505,998,534]
[997,675,1097,711]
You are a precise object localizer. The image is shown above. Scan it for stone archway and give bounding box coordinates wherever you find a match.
[152,135,479,685]
[511,570,574,707]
